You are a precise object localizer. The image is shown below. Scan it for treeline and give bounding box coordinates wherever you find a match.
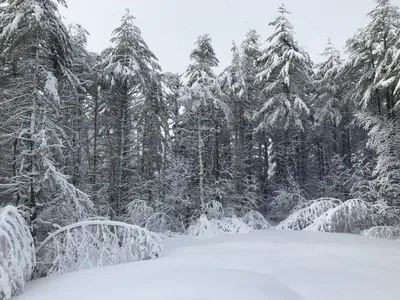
[1,0,400,238]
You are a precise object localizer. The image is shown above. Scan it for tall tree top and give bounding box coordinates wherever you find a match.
[185,34,219,87]
[103,9,160,92]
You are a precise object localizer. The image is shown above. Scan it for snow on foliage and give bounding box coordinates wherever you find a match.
[186,215,217,238]
[186,214,252,238]
[268,188,307,222]
[361,226,400,240]
[242,210,271,230]
[35,220,162,278]
[127,199,154,227]
[0,206,35,300]
[305,199,385,234]
[276,198,342,231]
[211,218,252,234]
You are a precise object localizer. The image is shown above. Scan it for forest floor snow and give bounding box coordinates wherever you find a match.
[17,230,400,300]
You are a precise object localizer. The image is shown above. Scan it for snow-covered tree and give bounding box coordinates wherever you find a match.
[180,34,230,212]
[0,0,93,238]
[35,220,162,277]
[101,10,162,215]
[276,198,342,230]
[305,199,385,234]
[0,206,35,300]
[255,5,312,190]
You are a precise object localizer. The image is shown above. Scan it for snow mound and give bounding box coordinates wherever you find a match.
[276,198,342,230]
[242,210,271,230]
[35,220,162,277]
[186,215,217,238]
[211,217,252,234]
[361,226,400,240]
[305,199,384,234]
[0,206,35,300]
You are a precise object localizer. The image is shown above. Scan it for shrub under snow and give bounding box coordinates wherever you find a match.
[305,199,385,234]
[242,210,271,230]
[211,218,252,234]
[276,198,342,231]
[35,220,162,278]
[0,206,35,300]
[186,214,252,238]
[361,226,400,240]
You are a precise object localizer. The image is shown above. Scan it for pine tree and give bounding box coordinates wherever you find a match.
[256,5,312,191]
[0,0,92,238]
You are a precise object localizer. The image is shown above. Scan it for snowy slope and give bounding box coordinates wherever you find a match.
[17,230,400,300]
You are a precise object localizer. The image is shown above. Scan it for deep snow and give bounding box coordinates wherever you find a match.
[17,230,400,300]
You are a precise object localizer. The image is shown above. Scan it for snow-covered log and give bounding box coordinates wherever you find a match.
[361,226,400,240]
[276,198,342,231]
[305,199,385,234]
[242,210,271,230]
[35,220,162,278]
[0,206,35,300]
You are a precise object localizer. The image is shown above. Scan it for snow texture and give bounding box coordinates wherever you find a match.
[305,199,385,234]
[0,206,35,300]
[34,220,162,278]
[242,210,272,230]
[15,230,400,300]
[276,198,342,231]
[361,226,400,240]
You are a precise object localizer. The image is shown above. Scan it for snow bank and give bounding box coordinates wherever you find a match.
[361,226,400,240]
[35,220,162,277]
[242,210,271,230]
[305,199,384,234]
[276,198,342,230]
[16,230,400,300]
[0,206,35,300]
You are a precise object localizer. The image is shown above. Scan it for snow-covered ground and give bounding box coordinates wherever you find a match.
[17,230,400,300]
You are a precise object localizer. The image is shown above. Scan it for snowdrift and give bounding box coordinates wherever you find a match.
[361,226,400,240]
[276,198,342,230]
[0,206,35,300]
[16,230,400,300]
[35,220,162,277]
[305,199,385,234]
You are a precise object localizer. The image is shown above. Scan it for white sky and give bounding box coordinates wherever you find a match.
[60,0,400,74]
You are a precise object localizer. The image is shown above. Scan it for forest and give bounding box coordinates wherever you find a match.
[1,0,400,299]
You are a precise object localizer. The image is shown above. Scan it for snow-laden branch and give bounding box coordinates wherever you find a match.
[0,206,35,300]
[276,198,342,231]
[35,220,163,278]
[305,199,385,234]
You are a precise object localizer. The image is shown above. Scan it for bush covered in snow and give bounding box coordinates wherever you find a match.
[268,189,307,222]
[242,210,271,230]
[276,198,342,231]
[211,217,252,234]
[35,220,162,278]
[186,214,252,238]
[361,226,400,240]
[0,206,35,300]
[127,199,154,227]
[305,199,385,234]
[186,215,217,238]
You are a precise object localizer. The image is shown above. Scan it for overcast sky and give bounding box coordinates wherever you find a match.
[61,0,400,73]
